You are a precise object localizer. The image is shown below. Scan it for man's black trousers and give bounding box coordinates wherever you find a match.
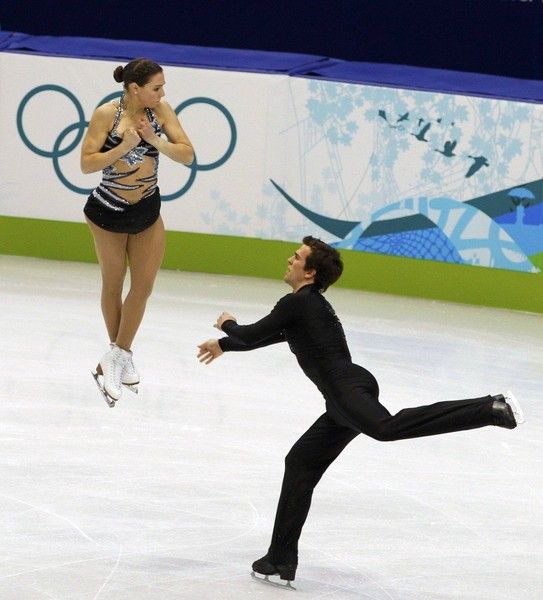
[267,392,495,565]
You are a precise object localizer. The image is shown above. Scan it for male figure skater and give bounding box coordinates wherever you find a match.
[197,236,524,587]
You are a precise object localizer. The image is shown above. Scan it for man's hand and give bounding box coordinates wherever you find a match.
[197,339,224,364]
[214,312,237,331]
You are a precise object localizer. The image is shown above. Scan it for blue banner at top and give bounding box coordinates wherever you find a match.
[1,31,542,103]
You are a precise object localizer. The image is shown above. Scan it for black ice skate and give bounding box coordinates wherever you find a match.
[492,391,525,429]
[251,555,297,590]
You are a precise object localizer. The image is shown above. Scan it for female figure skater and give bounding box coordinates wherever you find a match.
[81,58,194,404]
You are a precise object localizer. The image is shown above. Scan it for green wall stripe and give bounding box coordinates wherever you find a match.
[1,215,542,314]
[1,215,97,262]
[530,252,543,272]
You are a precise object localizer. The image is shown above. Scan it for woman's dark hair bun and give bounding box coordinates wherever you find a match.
[113,59,162,88]
[113,66,124,83]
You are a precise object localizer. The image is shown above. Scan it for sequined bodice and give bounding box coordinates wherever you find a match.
[97,97,161,204]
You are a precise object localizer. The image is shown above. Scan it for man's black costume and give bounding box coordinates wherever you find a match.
[218,283,510,577]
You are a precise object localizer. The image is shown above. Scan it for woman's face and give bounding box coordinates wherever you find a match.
[135,72,165,108]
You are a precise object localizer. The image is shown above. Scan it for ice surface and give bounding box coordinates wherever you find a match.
[1,255,541,599]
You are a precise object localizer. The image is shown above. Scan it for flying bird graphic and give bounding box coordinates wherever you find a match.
[411,122,431,142]
[465,155,489,178]
[435,140,457,157]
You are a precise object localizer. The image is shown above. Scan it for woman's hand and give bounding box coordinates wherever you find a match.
[135,118,156,144]
[122,127,142,150]
[214,312,237,331]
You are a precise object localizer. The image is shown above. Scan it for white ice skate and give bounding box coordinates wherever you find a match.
[122,354,139,394]
[110,343,139,394]
[92,344,131,407]
[504,390,525,424]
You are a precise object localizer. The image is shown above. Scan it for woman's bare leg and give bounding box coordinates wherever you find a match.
[86,217,128,342]
[115,216,165,350]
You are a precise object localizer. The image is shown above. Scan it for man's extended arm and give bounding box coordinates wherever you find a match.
[218,330,285,352]
[218,295,296,345]
[197,294,297,364]
[197,329,285,364]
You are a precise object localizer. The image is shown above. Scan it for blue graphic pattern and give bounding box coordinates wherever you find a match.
[269,78,542,273]
[271,180,539,273]
[348,229,463,263]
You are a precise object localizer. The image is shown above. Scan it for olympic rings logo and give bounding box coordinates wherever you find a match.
[16,84,237,201]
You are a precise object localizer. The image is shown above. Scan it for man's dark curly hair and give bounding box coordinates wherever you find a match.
[302,235,343,292]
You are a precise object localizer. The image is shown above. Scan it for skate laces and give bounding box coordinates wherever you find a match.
[126,354,136,374]
[108,346,130,381]
[110,343,134,372]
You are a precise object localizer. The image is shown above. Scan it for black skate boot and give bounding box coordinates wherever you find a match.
[251,554,297,589]
[492,398,515,429]
[491,391,524,429]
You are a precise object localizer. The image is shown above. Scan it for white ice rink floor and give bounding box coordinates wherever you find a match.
[1,254,542,600]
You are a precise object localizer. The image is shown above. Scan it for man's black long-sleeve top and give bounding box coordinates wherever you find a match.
[218,283,378,400]
[218,283,380,427]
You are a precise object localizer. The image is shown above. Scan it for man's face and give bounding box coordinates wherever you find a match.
[284,245,315,290]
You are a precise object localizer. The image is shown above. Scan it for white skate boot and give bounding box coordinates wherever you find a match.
[122,352,140,394]
[110,343,139,393]
[92,344,131,407]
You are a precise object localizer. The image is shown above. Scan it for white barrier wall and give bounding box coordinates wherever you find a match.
[2,52,542,274]
[1,53,279,233]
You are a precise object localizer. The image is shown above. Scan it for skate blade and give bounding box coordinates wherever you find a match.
[506,390,525,424]
[251,571,296,591]
[91,371,116,408]
[123,383,139,395]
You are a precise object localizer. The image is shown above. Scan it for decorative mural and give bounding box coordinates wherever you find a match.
[265,79,543,273]
[3,52,542,275]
